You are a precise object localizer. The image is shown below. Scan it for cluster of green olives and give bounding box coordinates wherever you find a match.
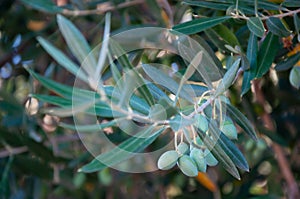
[157,141,219,177]
[157,110,238,177]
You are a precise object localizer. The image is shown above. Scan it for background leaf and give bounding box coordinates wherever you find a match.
[172,16,231,35]
[20,0,63,13]
[241,33,258,96]
[275,53,300,71]
[256,33,280,78]
[205,24,240,52]
[266,17,291,37]
[247,17,265,38]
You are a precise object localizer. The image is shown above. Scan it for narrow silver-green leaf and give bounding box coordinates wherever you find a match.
[116,69,145,109]
[175,51,203,105]
[31,94,72,107]
[37,37,88,82]
[95,13,111,81]
[28,70,150,115]
[79,126,165,173]
[43,101,97,117]
[222,102,257,140]
[266,17,291,37]
[247,17,265,38]
[142,64,193,103]
[108,53,122,83]
[57,15,97,77]
[172,16,231,35]
[146,82,172,102]
[256,33,280,78]
[109,40,155,106]
[215,58,241,96]
[196,126,241,179]
[209,121,249,171]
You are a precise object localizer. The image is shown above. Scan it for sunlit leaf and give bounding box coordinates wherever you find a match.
[175,51,203,104]
[94,13,111,81]
[57,14,97,74]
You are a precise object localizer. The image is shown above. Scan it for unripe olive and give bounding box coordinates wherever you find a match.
[190,148,207,172]
[177,155,198,177]
[204,149,219,166]
[157,150,179,170]
[177,142,189,156]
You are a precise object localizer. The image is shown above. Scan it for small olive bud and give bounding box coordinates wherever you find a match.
[204,149,218,166]
[177,155,198,177]
[177,142,189,156]
[190,148,207,172]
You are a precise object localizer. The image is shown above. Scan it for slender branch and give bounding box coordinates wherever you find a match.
[0,146,28,158]
[187,97,214,119]
[253,79,300,199]
[261,8,300,20]
[62,0,145,16]
[232,8,300,20]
